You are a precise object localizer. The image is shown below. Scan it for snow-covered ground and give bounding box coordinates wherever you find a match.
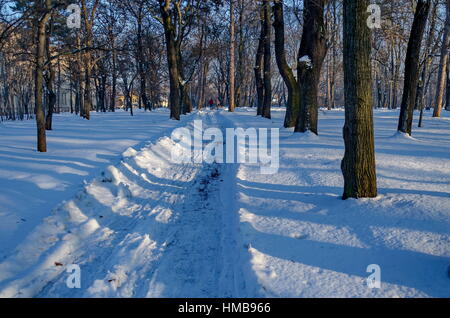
[0,107,449,297]
[0,109,193,261]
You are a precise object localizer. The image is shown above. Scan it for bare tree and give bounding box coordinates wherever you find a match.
[397,0,430,135]
[296,0,328,134]
[229,0,236,112]
[341,0,377,199]
[432,0,450,117]
[272,0,300,128]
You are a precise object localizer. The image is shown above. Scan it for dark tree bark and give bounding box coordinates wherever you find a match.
[446,58,450,111]
[272,0,300,128]
[136,5,150,111]
[160,0,181,120]
[398,0,431,134]
[229,0,236,112]
[262,0,272,119]
[45,18,56,130]
[34,0,52,152]
[341,0,377,199]
[296,0,328,134]
[254,6,264,116]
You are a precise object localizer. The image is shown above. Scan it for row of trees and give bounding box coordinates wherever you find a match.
[0,0,449,199]
[1,1,448,124]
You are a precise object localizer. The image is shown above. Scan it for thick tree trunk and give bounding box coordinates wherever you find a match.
[398,0,430,134]
[229,0,236,112]
[398,0,430,135]
[160,0,181,120]
[272,0,300,128]
[341,0,377,199]
[296,0,327,134]
[262,0,272,119]
[432,0,450,117]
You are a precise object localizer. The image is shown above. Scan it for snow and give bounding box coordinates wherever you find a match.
[0,109,193,261]
[298,55,313,68]
[0,107,449,298]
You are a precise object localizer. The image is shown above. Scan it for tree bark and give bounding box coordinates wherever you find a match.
[80,0,99,120]
[272,0,300,128]
[341,0,377,199]
[255,6,264,116]
[34,0,52,152]
[45,17,56,130]
[229,0,236,112]
[446,58,450,110]
[296,0,328,134]
[137,10,149,111]
[262,0,272,119]
[398,0,430,134]
[417,0,438,127]
[160,0,181,120]
[432,0,450,117]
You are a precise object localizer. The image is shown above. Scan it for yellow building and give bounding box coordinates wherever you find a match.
[117,94,139,108]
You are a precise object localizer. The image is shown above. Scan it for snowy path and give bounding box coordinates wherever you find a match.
[0,111,251,298]
[0,108,449,298]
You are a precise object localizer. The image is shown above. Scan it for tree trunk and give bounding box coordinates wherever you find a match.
[229,0,236,112]
[296,0,327,134]
[432,0,450,117]
[418,1,438,127]
[341,0,377,199]
[160,0,181,120]
[137,12,149,111]
[45,19,56,131]
[111,36,117,112]
[272,0,300,128]
[398,0,430,134]
[34,0,52,152]
[446,58,450,110]
[262,0,272,119]
[255,6,264,116]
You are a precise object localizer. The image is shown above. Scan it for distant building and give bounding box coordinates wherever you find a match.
[116,94,139,109]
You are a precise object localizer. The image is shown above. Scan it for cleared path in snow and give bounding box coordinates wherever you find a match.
[0,110,251,297]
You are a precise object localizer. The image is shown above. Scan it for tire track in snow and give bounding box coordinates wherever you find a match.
[144,111,248,297]
[0,110,248,298]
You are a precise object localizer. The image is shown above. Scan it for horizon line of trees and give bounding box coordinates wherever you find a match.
[0,0,449,199]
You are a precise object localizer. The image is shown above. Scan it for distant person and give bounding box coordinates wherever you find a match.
[208,98,215,109]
